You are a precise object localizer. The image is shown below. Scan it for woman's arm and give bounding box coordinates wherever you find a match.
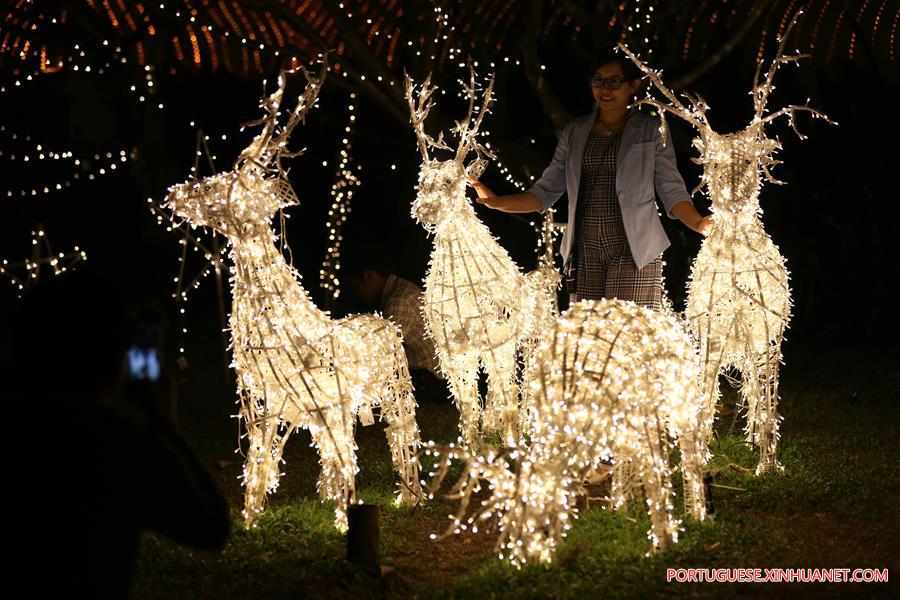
[652,114,711,235]
[472,121,574,214]
[470,180,542,213]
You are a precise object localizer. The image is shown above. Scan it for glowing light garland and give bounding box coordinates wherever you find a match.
[620,13,835,474]
[164,67,422,530]
[531,207,563,273]
[0,125,136,199]
[0,227,86,295]
[405,70,558,448]
[319,93,361,304]
[426,300,708,566]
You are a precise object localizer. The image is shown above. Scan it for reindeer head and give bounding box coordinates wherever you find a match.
[618,11,833,219]
[405,69,496,231]
[691,127,780,217]
[164,170,300,239]
[164,67,325,238]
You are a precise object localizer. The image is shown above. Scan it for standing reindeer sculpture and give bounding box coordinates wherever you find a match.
[620,14,834,473]
[426,299,708,566]
[405,71,558,449]
[165,68,422,530]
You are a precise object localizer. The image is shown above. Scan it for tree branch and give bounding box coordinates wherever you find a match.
[521,0,571,135]
[238,0,409,125]
[671,0,769,91]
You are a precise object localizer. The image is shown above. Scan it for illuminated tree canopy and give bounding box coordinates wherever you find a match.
[3,1,895,129]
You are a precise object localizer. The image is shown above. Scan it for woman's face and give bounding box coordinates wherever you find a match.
[591,62,640,113]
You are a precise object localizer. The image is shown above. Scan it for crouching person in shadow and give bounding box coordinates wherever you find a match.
[7,269,229,598]
[343,246,448,405]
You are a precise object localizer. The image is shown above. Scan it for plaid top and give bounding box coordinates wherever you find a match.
[381,274,441,377]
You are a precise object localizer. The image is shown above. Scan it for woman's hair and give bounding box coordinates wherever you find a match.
[592,49,643,82]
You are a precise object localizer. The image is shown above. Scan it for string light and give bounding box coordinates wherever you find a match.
[425,299,708,566]
[1,128,135,199]
[0,227,86,296]
[620,11,835,474]
[530,207,563,271]
[147,184,229,364]
[164,67,422,530]
[406,69,558,448]
[0,13,150,204]
[319,93,362,304]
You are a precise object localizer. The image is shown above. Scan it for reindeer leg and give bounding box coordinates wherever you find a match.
[309,404,359,531]
[240,406,288,526]
[481,341,520,447]
[677,425,709,521]
[739,338,764,447]
[681,377,714,521]
[637,423,678,554]
[444,352,482,450]
[755,338,784,474]
[698,318,731,445]
[609,451,646,512]
[378,343,424,506]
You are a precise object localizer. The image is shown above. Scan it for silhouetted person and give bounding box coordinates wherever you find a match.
[344,248,447,403]
[7,270,229,597]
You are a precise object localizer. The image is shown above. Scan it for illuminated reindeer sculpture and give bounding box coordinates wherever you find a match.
[426,299,708,566]
[165,68,422,530]
[405,71,558,448]
[620,16,834,473]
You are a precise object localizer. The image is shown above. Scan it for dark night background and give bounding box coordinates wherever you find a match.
[1,0,898,371]
[2,2,899,596]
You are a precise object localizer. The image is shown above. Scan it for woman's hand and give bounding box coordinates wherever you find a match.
[466,178,543,213]
[671,201,713,236]
[467,176,500,208]
[696,214,713,235]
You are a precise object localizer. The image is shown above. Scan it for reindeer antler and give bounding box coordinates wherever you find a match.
[748,9,836,185]
[752,10,836,138]
[421,440,515,540]
[617,44,709,147]
[752,10,807,120]
[404,73,451,160]
[269,63,327,177]
[237,74,287,170]
[453,67,497,172]
[235,62,328,177]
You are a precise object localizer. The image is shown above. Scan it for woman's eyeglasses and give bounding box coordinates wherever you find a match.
[590,76,625,89]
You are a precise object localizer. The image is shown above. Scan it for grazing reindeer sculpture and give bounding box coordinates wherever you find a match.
[405,70,558,448]
[620,14,834,473]
[426,299,708,566]
[165,68,422,530]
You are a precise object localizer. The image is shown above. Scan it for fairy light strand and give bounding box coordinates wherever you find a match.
[0,227,87,296]
[319,92,362,304]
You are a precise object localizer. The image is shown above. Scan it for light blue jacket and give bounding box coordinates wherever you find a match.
[527,108,692,270]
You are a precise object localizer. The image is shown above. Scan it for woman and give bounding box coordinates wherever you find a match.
[470,52,710,310]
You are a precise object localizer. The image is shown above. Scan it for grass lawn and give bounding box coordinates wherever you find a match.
[133,348,898,598]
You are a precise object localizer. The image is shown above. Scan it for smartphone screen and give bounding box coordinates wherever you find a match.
[129,317,162,382]
[128,345,161,381]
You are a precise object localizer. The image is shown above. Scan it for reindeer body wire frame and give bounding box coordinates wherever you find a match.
[164,67,422,530]
[426,299,708,566]
[405,70,559,449]
[619,12,835,474]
